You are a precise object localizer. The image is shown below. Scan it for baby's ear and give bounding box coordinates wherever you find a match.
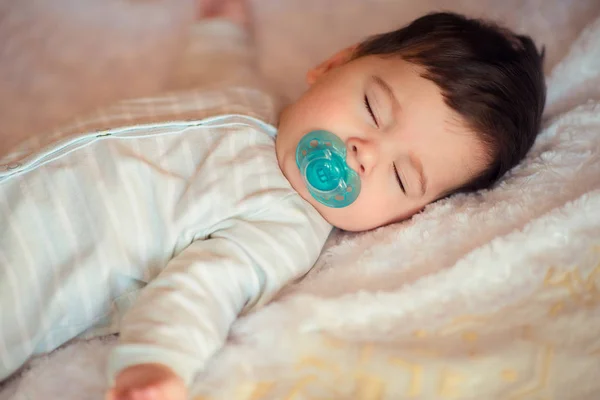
[306,45,358,85]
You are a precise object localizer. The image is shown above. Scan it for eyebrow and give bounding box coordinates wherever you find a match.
[409,152,427,197]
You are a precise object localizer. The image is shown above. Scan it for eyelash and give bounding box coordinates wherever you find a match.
[393,163,406,194]
[364,95,378,127]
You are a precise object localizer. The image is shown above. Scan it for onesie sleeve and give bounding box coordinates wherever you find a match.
[106,195,331,386]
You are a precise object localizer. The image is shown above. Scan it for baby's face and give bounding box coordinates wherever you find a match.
[276,49,488,232]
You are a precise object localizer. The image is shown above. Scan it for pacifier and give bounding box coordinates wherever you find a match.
[295,130,361,208]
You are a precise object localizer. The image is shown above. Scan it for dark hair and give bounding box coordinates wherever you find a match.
[353,12,546,194]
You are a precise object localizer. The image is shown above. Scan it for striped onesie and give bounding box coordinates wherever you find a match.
[0,23,332,386]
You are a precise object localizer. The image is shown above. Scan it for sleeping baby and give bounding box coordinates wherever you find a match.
[0,0,546,399]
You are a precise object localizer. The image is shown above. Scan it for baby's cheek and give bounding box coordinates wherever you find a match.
[358,187,420,228]
[328,195,389,231]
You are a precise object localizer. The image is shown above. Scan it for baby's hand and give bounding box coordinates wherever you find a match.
[106,363,186,400]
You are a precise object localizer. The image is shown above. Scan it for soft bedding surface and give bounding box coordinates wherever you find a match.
[2,1,600,399]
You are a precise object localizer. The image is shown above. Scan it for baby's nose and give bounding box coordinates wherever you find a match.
[346,137,378,177]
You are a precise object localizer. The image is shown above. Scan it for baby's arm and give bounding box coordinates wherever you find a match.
[106,196,330,399]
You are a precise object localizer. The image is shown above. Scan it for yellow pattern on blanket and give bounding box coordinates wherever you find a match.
[192,245,600,400]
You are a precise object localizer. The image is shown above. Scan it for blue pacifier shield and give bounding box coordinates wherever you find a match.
[295,130,361,208]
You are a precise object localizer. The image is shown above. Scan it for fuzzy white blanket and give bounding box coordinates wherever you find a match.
[3,2,600,400]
